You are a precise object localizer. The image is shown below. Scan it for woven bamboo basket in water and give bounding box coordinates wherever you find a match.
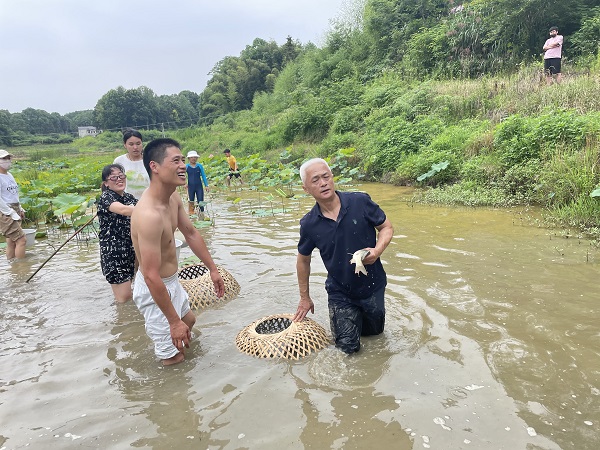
[178,264,240,310]
[236,314,331,360]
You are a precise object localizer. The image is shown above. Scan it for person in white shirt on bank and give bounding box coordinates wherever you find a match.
[0,149,26,260]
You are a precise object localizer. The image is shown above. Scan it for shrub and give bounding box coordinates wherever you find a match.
[537,145,600,208]
[279,101,333,143]
[533,110,588,156]
[394,149,461,187]
[417,181,512,207]
[492,114,539,167]
[459,153,504,186]
[568,7,600,60]
[331,105,367,134]
[428,120,486,154]
[362,78,409,109]
[499,159,544,203]
[360,115,443,176]
[403,23,452,79]
[318,132,358,157]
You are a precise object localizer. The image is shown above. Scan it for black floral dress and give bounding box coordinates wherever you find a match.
[98,189,138,284]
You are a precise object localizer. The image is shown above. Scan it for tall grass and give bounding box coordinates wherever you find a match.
[495,68,600,116]
[6,63,600,237]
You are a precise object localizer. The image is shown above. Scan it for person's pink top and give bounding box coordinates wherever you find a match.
[544,35,563,59]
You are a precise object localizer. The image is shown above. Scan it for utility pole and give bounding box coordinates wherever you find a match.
[161,123,165,137]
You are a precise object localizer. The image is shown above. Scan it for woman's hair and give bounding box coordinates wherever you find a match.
[122,128,143,144]
[101,164,125,191]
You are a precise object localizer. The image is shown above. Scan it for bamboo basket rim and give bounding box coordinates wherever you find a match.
[178,263,240,310]
[235,313,331,360]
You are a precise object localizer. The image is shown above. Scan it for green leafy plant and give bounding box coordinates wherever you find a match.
[417,161,450,182]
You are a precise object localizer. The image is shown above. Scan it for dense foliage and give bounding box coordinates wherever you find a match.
[199,37,303,122]
[3,0,600,237]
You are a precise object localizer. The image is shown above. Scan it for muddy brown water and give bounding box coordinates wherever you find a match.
[1,183,599,449]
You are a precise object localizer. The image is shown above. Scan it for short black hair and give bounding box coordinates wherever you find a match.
[549,26,559,32]
[143,138,181,178]
[122,128,143,144]
[101,164,125,191]
[224,149,231,153]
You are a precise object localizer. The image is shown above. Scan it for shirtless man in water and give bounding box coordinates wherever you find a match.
[131,138,224,365]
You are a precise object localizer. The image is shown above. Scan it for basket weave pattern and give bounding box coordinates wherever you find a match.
[236,314,331,360]
[178,264,240,310]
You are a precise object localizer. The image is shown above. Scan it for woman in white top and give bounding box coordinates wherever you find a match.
[113,129,150,199]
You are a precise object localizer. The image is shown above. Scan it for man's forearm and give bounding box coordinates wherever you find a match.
[296,257,311,299]
[185,232,218,271]
[375,231,393,255]
[374,220,394,257]
[145,275,180,324]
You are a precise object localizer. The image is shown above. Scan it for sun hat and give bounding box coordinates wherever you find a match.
[186,150,199,158]
[0,150,13,158]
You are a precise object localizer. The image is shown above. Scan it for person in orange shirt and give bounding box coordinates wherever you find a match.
[224,149,243,186]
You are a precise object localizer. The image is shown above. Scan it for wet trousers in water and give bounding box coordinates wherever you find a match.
[327,286,385,354]
[187,184,205,212]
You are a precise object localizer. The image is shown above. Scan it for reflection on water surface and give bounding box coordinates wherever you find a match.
[1,183,598,449]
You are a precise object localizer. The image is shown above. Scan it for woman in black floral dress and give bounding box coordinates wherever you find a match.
[98,164,138,302]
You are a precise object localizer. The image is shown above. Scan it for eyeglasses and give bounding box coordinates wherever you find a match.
[107,174,127,182]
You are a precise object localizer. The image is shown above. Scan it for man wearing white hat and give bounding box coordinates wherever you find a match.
[0,149,26,260]
[185,150,209,216]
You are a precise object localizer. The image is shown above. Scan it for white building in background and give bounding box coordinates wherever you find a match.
[78,126,99,138]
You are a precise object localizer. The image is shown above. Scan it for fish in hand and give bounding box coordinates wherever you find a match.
[349,249,370,276]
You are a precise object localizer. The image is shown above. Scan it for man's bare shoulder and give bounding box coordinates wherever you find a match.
[131,196,163,227]
[170,190,184,206]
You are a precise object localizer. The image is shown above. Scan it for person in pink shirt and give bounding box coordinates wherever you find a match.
[543,26,563,85]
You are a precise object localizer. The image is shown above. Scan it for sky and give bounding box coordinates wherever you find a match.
[0,0,347,115]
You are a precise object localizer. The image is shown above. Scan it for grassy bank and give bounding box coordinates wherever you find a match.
[8,64,600,239]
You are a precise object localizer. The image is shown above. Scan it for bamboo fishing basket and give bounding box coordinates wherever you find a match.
[178,264,240,310]
[235,314,331,360]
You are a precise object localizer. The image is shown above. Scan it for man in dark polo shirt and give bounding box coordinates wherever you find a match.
[292,158,394,353]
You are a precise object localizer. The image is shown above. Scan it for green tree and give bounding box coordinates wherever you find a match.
[0,110,12,146]
[282,36,302,64]
[569,7,600,60]
[93,87,128,129]
[450,0,598,74]
[178,90,201,111]
[156,93,197,128]
[9,112,28,133]
[64,110,95,131]
[199,37,304,123]
[94,86,158,130]
[363,0,448,64]
[20,108,60,134]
